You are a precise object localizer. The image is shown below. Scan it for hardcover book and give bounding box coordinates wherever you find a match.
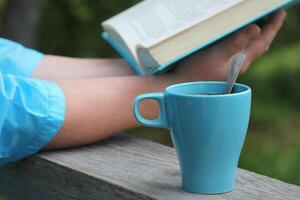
[102,0,296,75]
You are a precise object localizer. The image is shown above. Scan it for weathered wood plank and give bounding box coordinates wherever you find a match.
[0,134,299,200]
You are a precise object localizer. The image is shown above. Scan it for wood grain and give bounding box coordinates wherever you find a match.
[0,134,299,200]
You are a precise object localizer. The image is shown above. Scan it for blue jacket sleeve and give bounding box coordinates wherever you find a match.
[0,70,65,166]
[0,38,44,76]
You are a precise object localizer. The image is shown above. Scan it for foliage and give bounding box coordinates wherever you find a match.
[39,0,140,57]
[0,0,6,32]
[239,42,300,185]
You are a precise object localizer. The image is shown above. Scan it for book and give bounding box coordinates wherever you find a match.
[102,0,296,75]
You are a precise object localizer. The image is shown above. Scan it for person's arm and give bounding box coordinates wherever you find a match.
[43,22,261,149]
[45,75,173,149]
[33,57,135,80]
[0,38,134,80]
[45,10,286,150]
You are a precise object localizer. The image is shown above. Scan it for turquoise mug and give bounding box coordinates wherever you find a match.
[133,82,251,194]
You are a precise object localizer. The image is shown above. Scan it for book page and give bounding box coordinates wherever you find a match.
[102,0,244,67]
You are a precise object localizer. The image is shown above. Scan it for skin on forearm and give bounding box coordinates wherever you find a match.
[44,75,179,150]
[33,55,135,80]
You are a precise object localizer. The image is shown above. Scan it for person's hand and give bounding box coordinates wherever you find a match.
[0,38,43,76]
[172,10,287,82]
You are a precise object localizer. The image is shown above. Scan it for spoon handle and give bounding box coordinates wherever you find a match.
[224,52,246,94]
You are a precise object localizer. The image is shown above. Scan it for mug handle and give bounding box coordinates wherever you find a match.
[133,93,168,128]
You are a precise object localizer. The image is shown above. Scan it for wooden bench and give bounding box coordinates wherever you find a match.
[0,134,299,200]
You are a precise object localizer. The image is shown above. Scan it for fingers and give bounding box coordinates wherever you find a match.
[261,10,287,46]
[209,24,261,61]
[246,10,286,60]
[242,10,287,72]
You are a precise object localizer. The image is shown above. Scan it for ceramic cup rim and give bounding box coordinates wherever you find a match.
[165,81,251,98]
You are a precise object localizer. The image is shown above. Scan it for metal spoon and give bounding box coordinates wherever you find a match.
[224,52,246,94]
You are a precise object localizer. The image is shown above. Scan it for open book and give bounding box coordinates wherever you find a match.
[102,0,295,75]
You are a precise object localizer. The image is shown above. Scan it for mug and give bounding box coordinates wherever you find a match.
[133,82,251,194]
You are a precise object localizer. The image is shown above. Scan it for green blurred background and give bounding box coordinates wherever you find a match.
[0,0,299,194]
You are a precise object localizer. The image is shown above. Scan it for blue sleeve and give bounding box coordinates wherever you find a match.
[0,38,44,76]
[0,70,65,166]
